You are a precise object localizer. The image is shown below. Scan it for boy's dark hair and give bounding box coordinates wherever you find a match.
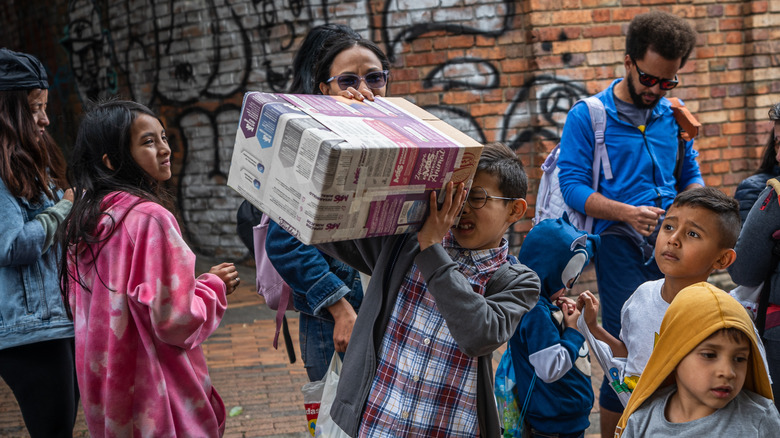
[671,187,740,248]
[626,11,697,68]
[706,327,749,346]
[476,142,527,199]
[756,102,780,175]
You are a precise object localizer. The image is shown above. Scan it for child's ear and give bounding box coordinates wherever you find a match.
[101,154,115,171]
[509,198,527,222]
[713,248,737,270]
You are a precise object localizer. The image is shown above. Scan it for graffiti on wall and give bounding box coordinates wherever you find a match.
[500,74,587,149]
[60,0,585,257]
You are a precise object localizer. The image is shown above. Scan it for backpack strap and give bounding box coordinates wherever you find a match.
[581,96,609,234]
[667,97,700,141]
[668,98,701,190]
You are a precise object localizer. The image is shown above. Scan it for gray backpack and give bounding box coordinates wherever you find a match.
[533,97,610,233]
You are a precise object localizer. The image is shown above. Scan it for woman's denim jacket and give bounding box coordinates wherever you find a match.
[265,221,362,319]
[0,180,74,349]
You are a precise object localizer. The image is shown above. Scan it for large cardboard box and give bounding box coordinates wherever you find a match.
[227,92,482,245]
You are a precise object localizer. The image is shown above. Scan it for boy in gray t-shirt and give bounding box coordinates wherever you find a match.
[616,283,780,437]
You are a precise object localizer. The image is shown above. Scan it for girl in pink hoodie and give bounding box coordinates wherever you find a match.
[58,100,240,437]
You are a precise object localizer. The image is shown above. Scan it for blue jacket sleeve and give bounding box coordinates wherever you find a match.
[265,220,352,316]
[677,138,704,189]
[521,304,584,383]
[0,186,47,267]
[558,102,597,213]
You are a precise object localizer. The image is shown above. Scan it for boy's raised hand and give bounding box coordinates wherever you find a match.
[556,296,581,328]
[576,290,600,328]
[417,181,466,251]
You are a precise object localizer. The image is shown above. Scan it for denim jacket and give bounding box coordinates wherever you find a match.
[265,220,362,319]
[0,179,74,349]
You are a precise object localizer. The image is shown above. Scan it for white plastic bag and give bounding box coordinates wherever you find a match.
[729,283,763,321]
[315,353,350,438]
[577,312,632,407]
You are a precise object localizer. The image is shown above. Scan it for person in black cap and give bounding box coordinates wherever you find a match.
[0,48,78,437]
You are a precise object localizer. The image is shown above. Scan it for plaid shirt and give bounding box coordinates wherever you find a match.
[358,232,508,437]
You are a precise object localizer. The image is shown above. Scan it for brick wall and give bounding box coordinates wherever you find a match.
[1,0,778,259]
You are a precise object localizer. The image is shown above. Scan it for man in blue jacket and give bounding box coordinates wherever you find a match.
[557,10,702,437]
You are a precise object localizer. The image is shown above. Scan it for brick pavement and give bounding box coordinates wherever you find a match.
[0,257,601,437]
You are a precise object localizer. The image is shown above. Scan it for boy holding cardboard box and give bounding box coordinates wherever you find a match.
[312,142,540,437]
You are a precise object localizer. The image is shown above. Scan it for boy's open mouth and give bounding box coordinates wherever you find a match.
[455,221,474,230]
[711,386,732,398]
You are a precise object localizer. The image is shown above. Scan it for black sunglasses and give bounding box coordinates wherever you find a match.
[631,58,679,90]
[326,70,389,91]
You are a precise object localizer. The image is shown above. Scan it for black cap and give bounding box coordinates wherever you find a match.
[0,48,48,91]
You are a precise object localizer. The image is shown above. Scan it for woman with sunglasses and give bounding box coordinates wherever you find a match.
[315,34,390,101]
[263,29,391,383]
[734,103,780,224]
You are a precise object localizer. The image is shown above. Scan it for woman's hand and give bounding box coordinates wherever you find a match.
[327,298,357,352]
[63,188,74,202]
[417,181,467,251]
[210,262,239,295]
[336,85,376,102]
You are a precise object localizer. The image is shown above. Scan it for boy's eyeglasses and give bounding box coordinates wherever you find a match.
[326,70,389,91]
[466,186,519,210]
[631,58,679,90]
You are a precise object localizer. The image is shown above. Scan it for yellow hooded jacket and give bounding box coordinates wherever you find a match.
[615,282,774,437]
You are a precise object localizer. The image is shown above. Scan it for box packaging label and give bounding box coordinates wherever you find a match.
[227,92,482,244]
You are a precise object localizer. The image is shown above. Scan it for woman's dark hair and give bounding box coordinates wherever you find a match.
[756,102,780,175]
[313,35,391,95]
[57,100,171,316]
[0,89,66,201]
[289,24,360,94]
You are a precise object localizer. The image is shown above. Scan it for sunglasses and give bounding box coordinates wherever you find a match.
[465,186,519,210]
[631,58,679,90]
[326,70,389,91]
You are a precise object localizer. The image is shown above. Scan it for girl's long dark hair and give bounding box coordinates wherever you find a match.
[0,89,66,201]
[57,100,172,317]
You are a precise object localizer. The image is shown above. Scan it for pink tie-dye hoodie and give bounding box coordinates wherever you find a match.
[68,192,227,437]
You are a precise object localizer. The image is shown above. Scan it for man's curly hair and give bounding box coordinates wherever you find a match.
[626,11,697,68]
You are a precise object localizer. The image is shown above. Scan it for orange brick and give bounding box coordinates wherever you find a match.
[712,161,730,173]
[613,8,650,22]
[551,10,594,25]
[591,9,611,23]
[719,18,744,31]
[584,25,623,39]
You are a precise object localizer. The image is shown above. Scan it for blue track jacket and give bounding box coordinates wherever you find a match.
[509,296,593,434]
[557,79,704,235]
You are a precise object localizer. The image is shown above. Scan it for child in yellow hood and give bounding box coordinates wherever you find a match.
[616,282,780,437]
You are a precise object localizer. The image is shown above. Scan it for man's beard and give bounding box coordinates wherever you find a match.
[627,70,660,109]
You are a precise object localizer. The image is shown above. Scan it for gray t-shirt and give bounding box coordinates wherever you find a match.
[613,93,651,128]
[621,385,780,437]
